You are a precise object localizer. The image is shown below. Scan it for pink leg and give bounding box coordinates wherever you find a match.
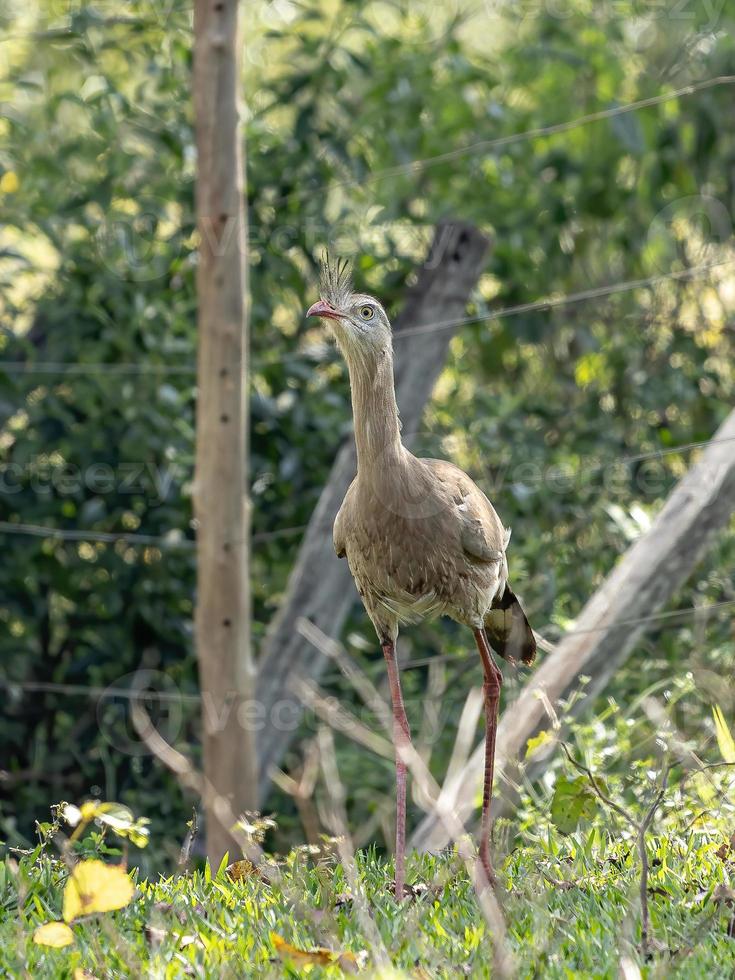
[473,628,503,888]
[382,639,411,900]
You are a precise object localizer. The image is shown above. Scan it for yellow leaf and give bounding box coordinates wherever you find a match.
[270,932,361,972]
[574,351,606,388]
[336,952,361,974]
[225,859,258,882]
[525,730,552,758]
[272,932,332,966]
[713,706,735,764]
[80,801,100,821]
[692,771,716,806]
[33,921,74,948]
[0,171,19,194]
[62,860,134,922]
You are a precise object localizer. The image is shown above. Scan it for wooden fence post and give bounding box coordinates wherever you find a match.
[193,0,257,862]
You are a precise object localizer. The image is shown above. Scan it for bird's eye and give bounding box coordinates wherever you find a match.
[359,305,374,321]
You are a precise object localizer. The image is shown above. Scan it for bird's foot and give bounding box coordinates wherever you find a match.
[390,872,406,901]
[390,878,430,902]
[475,851,497,892]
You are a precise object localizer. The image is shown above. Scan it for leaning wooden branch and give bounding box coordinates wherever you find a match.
[412,407,735,850]
[257,222,490,799]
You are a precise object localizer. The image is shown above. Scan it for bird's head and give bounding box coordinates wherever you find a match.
[306,255,392,361]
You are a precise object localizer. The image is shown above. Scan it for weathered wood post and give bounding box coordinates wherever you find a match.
[193,0,257,861]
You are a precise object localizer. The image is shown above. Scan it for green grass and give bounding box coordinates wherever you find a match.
[3,825,735,978]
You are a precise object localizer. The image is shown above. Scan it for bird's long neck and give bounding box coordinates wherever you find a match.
[344,348,404,474]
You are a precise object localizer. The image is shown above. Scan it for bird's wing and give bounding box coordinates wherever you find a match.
[422,458,507,563]
[333,479,357,559]
[460,516,504,563]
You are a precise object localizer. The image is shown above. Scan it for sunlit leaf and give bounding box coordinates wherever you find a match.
[550,776,599,835]
[62,804,83,828]
[0,171,19,193]
[94,803,150,848]
[713,706,735,764]
[525,730,552,758]
[80,801,100,822]
[62,860,134,922]
[33,921,74,948]
[271,932,361,973]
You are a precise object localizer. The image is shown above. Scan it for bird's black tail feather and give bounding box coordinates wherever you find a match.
[484,585,536,665]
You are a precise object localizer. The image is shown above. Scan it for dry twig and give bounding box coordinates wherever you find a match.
[560,742,670,958]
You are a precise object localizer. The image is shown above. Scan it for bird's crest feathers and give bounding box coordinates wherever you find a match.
[319,252,353,310]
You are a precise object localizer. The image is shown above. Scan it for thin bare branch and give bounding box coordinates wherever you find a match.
[130,697,266,871]
[297,617,515,977]
[317,727,390,969]
[291,676,395,760]
[638,763,670,957]
[560,742,638,828]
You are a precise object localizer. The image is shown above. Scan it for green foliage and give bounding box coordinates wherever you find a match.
[550,775,600,835]
[3,775,735,977]
[712,706,735,765]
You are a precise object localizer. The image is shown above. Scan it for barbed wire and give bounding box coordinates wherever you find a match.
[2,15,731,209]
[2,597,732,704]
[1,73,731,381]
[2,257,730,378]
[487,435,735,489]
[0,519,308,548]
[272,74,735,207]
[394,258,732,340]
[0,362,198,376]
[392,598,735,674]
[0,432,733,552]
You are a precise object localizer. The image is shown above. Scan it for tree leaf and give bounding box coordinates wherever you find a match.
[62,860,134,922]
[270,932,361,972]
[33,921,74,947]
[550,776,599,835]
[525,730,552,758]
[713,706,735,764]
[94,803,150,848]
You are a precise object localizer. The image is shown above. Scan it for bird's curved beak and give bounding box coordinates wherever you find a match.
[306,299,341,321]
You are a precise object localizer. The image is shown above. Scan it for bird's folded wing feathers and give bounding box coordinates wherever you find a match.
[460,517,504,562]
[333,481,356,559]
[333,513,347,558]
[421,458,506,562]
